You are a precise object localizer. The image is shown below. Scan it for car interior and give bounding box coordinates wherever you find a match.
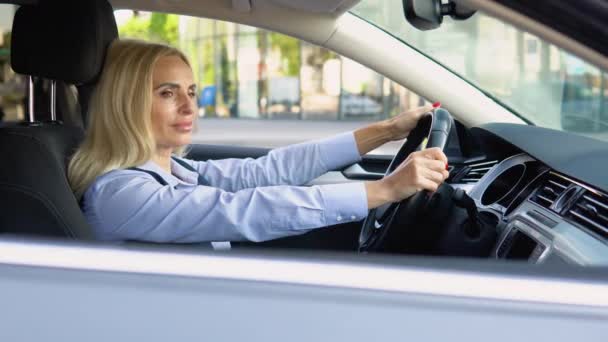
[0,0,607,267]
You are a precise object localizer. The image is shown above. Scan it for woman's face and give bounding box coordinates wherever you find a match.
[150,55,197,152]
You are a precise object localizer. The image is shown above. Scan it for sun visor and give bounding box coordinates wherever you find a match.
[232,0,252,12]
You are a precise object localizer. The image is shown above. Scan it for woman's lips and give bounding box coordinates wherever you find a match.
[172,122,193,132]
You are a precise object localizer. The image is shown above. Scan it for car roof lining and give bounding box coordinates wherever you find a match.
[264,0,361,16]
[0,0,35,4]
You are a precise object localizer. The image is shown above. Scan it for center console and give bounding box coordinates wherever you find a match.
[495,219,549,262]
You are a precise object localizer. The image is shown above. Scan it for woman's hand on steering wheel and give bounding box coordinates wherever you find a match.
[365,147,449,209]
[359,108,454,253]
[386,104,435,140]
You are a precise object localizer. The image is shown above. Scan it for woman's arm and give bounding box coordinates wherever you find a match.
[83,171,369,243]
[188,132,361,192]
[353,104,434,155]
[187,105,434,191]
[84,143,448,244]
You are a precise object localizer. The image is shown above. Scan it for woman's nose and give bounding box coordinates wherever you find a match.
[178,92,195,115]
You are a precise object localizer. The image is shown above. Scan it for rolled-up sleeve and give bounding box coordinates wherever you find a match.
[189,132,361,191]
[84,171,369,243]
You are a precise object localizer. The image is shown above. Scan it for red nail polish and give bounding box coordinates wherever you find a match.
[433,102,441,108]
[445,163,449,171]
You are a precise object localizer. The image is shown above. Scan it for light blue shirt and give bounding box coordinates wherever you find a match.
[82,132,369,243]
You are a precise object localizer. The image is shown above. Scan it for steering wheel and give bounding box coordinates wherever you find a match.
[359,108,454,254]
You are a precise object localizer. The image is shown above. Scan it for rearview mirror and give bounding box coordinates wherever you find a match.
[403,0,476,31]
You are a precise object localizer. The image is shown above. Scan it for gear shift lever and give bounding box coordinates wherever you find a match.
[452,188,481,238]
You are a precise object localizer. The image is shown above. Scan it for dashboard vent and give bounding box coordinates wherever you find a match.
[460,160,499,183]
[566,190,608,238]
[530,173,571,210]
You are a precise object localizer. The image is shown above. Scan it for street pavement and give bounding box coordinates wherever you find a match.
[192,118,403,155]
[192,118,608,155]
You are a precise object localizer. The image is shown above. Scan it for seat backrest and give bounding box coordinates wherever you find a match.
[0,0,117,239]
[0,125,91,238]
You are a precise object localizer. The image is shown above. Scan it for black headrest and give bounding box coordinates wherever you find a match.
[11,0,118,85]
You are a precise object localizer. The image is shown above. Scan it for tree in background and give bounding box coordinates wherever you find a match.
[119,12,178,46]
[219,39,237,112]
[149,13,178,45]
[202,39,215,85]
[269,32,300,77]
[117,12,149,40]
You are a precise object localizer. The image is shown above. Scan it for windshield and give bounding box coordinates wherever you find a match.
[352,1,608,141]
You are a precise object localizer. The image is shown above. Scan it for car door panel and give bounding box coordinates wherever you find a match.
[2,240,607,342]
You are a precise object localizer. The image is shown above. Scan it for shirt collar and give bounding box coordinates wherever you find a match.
[136,158,199,187]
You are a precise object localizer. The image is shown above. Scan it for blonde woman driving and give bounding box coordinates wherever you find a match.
[68,39,449,245]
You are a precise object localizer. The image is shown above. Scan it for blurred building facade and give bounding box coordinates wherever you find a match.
[176,16,423,121]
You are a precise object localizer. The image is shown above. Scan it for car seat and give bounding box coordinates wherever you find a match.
[0,0,117,239]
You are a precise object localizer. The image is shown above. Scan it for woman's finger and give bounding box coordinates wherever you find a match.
[408,104,434,119]
[423,168,446,185]
[422,147,448,164]
[414,176,440,193]
[420,158,447,174]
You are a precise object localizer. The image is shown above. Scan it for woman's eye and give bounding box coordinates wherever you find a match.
[189,92,196,98]
[161,90,174,98]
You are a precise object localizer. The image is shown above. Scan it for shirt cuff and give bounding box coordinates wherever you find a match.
[317,132,362,171]
[318,182,368,226]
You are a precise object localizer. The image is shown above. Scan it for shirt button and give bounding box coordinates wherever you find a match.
[337,215,343,222]
[351,215,357,220]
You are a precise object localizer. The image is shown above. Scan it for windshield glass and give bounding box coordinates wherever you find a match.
[352,1,608,141]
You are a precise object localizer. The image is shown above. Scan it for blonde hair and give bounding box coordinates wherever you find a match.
[68,39,191,198]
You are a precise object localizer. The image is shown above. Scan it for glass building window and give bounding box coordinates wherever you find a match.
[117,12,426,123]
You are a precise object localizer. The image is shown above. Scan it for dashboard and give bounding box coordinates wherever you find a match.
[312,121,608,263]
[458,124,608,266]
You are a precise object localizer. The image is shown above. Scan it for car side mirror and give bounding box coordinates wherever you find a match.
[403,0,476,31]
